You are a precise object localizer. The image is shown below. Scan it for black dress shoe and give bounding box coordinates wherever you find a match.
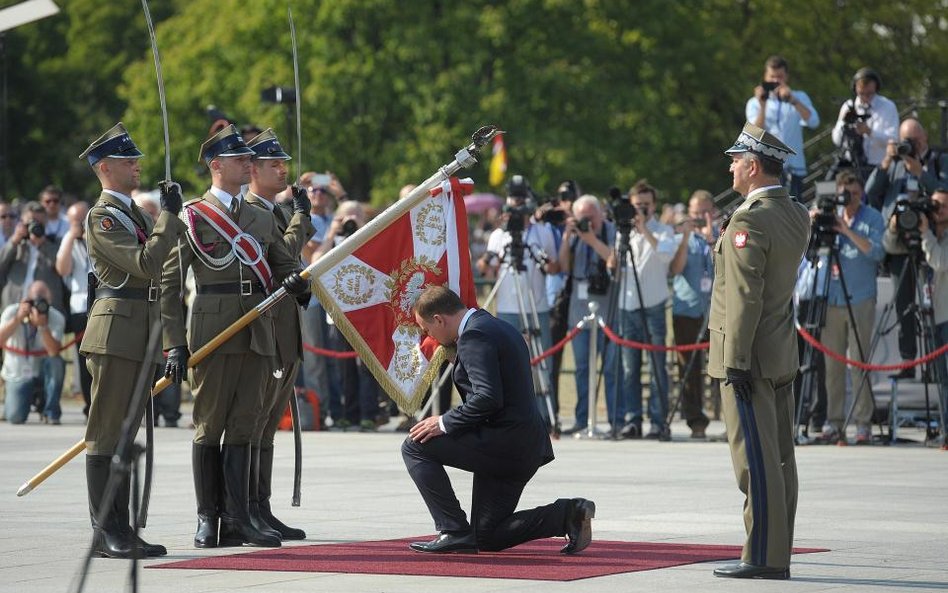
[713,562,790,580]
[409,532,477,554]
[561,498,596,554]
[889,367,915,380]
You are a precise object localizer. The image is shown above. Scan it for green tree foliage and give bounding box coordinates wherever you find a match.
[3,0,947,205]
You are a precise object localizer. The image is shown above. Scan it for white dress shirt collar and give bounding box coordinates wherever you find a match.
[210,186,240,211]
[248,190,275,211]
[102,189,133,209]
[458,308,478,337]
[747,184,785,200]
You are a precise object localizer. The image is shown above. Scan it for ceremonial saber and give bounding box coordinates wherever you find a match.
[17,125,500,497]
[136,0,170,528]
[288,4,304,507]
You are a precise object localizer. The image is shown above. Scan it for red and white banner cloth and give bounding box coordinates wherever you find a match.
[311,178,478,412]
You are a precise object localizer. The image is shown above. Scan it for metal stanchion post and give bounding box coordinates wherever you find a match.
[584,302,601,439]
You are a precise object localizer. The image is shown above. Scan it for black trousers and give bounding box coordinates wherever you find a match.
[889,254,918,360]
[401,436,568,552]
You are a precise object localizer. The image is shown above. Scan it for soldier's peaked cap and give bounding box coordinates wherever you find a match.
[724,122,795,163]
[247,128,291,161]
[199,124,254,165]
[78,123,143,166]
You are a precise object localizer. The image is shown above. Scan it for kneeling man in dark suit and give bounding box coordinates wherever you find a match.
[403,285,595,554]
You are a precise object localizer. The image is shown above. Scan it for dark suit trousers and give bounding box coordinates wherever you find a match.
[401,435,568,552]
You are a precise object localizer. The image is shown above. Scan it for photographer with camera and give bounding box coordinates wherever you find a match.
[0,280,66,424]
[746,56,820,198]
[811,172,885,443]
[314,200,382,430]
[476,175,560,420]
[831,67,899,177]
[907,188,948,432]
[669,190,718,438]
[0,201,66,314]
[557,194,619,434]
[615,180,679,440]
[868,118,948,377]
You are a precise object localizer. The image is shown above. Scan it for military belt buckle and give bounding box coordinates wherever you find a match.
[240,279,253,296]
[147,284,159,302]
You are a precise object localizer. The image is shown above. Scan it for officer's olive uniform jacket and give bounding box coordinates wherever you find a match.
[707,187,810,379]
[244,192,315,368]
[80,192,185,363]
[161,191,298,357]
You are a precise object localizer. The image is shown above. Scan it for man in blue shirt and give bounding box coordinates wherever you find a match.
[669,190,718,438]
[816,171,885,443]
[746,55,820,199]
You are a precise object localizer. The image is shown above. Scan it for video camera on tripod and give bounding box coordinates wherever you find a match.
[608,186,637,234]
[892,180,935,251]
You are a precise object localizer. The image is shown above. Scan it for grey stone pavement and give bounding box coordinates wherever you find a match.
[1,401,946,593]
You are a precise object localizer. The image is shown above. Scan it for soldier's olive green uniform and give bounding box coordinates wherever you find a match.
[161,191,298,445]
[708,186,810,569]
[81,192,185,454]
[244,192,314,446]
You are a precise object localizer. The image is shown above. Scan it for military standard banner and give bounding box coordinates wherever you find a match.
[311,177,478,413]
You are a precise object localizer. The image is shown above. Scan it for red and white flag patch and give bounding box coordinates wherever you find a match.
[733,231,748,249]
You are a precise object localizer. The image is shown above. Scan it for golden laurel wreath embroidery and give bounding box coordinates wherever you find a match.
[391,327,424,382]
[384,256,442,327]
[414,201,446,247]
[332,263,376,306]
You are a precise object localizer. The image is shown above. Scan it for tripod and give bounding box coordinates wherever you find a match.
[606,221,669,440]
[794,230,878,444]
[481,234,557,430]
[72,319,163,593]
[887,249,947,444]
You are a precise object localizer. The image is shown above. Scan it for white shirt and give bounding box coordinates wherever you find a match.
[44,213,69,242]
[22,245,39,301]
[619,218,679,311]
[57,236,89,314]
[103,189,133,209]
[831,93,899,166]
[0,303,65,382]
[210,186,241,212]
[249,191,275,211]
[485,222,556,313]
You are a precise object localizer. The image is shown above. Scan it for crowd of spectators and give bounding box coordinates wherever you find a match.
[2,59,947,443]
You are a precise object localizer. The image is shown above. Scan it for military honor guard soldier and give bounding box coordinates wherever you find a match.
[709,123,810,580]
[78,123,186,558]
[160,125,311,549]
[244,129,314,540]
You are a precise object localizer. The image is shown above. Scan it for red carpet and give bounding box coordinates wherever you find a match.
[151,537,828,581]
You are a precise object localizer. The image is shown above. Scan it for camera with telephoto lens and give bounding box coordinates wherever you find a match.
[502,174,534,235]
[27,221,45,238]
[810,189,851,249]
[576,217,591,233]
[842,106,870,131]
[22,298,50,323]
[893,194,935,250]
[341,219,358,238]
[608,186,635,234]
[893,138,916,160]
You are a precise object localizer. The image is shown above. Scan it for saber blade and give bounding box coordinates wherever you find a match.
[140,0,171,181]
[289,6,303,182]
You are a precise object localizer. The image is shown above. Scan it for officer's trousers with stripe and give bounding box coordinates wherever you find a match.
[721,373,798,569]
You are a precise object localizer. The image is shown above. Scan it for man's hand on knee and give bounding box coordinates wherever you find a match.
[408,415,445,443]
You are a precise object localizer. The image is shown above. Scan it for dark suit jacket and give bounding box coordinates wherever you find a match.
[442,309,554,471]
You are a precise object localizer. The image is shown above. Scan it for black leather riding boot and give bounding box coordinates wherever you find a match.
[192,443,222,548]
[218,444,281,547]
[113,468,167,557]
[257,446,306,540]
[86,455,134,559]
[248,445,282,539]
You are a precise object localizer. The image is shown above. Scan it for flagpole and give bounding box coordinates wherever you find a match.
[16,125,501,498]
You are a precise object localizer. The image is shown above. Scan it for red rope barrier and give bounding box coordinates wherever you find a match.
[302,342,359,358]
[531,326,583,366]
[2,332,83,357]
[599,322,710,352]
[796,324,948,372]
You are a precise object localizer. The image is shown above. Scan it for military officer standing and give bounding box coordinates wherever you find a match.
[161,125,310,549]
[79,123,185,558]
[708,123,810,580]
[244,129,314,540]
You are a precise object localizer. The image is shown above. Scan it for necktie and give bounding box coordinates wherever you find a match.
[230,197,240,219]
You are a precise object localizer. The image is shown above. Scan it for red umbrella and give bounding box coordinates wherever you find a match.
[464,193,503,215]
